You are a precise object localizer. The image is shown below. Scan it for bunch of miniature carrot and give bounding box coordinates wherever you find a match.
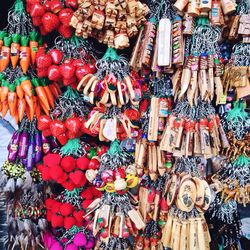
[0,74,61,123]
[0,30,43,73]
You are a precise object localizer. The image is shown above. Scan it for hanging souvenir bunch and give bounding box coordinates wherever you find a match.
[26,0,78,37]
[84,140,143,249]
[4,181,47,249]
[172,17,225,106]
[161,157,212,250]
[205,193,242,250]
[134,174,169,249]
[70,0,149,49]
[37,138,107,190]
[159,99,229,159]
[77,47,144,107]
[76,47,148,142]
[129,0,179,73]
[135,76,173,180]
[210,101,250,206]
[36,35,97,89]
[223,42,250,99]
[37,87,95,145]
[0,0,61,122]
[37,136,108,249]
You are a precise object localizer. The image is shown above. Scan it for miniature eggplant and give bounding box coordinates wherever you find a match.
[35,132,42,163]
[18,131,29,159]
[8,130,19,151]
[26,136,35,171]
[41,134,51,154]
[8,131,21,162]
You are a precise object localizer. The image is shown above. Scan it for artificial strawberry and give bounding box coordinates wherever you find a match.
[58,24,73,38]
[42,12,60,32]
[88,158,100,170]
[76,156,90,170]
[73,210,85,222]
[65,117,81,134]
[63,76,77,86]
[42,128,52,137]
[65,0,78,9]
[61,156,76,172]
[69,170,86,186]
[75,65,91,81]
[37,67,49,78]
[48,65,62,81]
[38,24,48,36]
[58,8,73,27]
[49,0,63,13]
[32,16,42,26]
[88,63,96,74]
[38,115,52,131]
[60,203,74,217]
[60,63,76,78]
[50,120,67,137]
[72,59,84,67]
[30,3,45,17]
[66,130,77,139]
[36,53,53,68]
[57,133,69,145]
[64,216,76,230]
[51,214,64,228]
[49,49,64,65]
[43,0,51,11]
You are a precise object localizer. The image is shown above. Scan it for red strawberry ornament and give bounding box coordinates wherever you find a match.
[64,216,76,230]
[30,3,45,17]
[57,133,69,145]
[32,16,42,26]
[80,189,93,200]
[65,117,81,134]
[63,76,77,86]
[42,128,52,137]
[58,24,73,38]
[63,181,75,191]
[51,214,64,228]
[75,66,90,81]
[48,65,62,81]
[58,8,73,27]
[73,210,84,222]
[38,115,52,131]
[76,157,90,170]
[37,67,49,77]
[43,153,61,167]
[49,165,64,181]
[60,203,74,217]
[40,166,51,180]
[65,0,78,9]
[50,120,67,137]
[61,156,76,172]
[43,0,51,11]
[88,158,100,170]
[60,63,76,79]
[73,59,84,67]
[36,53,53,68]
[49,49,64,65]
[88,63,96,74]
[46,210,52,221]
[57,172,69,184]
[69,170,86,186]
[50,0,63,13]
[42,12,60,32]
